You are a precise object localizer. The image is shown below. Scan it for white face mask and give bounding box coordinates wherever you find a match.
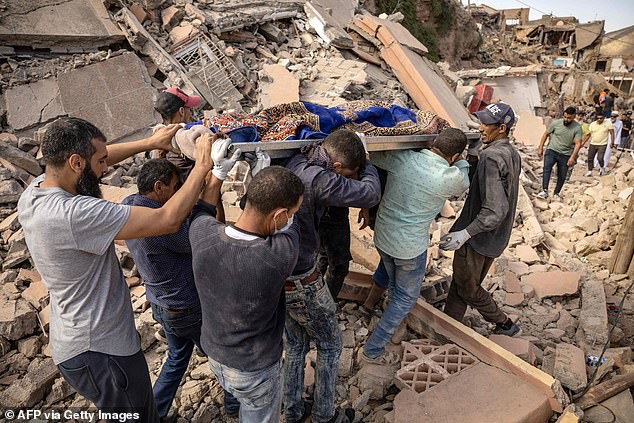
[274,212,294,235]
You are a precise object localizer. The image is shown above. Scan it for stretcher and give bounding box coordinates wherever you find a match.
[228,132,482,159]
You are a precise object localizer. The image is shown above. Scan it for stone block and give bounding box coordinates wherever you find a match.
[515,245,540,264]
[0,142,43,176]
[488,335,536,365]
[46,378,75,405]
[58,53,161,142]
[162,6,184,29]
[0,0,124,50]
[17,336,42,358]
[180,381,207,407]
[190,363,213,380]
[135,308,157,351]
[553,343,587,391]
[0,179,23,204]
[575,277,609,355]
[0,211,19,232]
[397,363,552,423]
[503,271,522,293]
[357,363,395,400]
[0,298,38,341]
[504,292,525,306]
[21,281,49,309]
[0,358,59,408]
[338,272,373,302]
[507,261,530,276]
[338,347,354,377]
[169,23,199,45]
[260,64,300,109]
[5,78,64,131]
[523,270,580,299]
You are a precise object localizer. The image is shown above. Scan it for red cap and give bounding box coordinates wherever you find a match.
[162,87,201,108]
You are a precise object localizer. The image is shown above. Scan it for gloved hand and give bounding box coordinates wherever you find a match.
[211,138,241,180]
[439,229,471,251]
[244,147,271,177]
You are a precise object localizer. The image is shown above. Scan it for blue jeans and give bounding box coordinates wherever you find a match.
[284,275,342,423]
[208,357,283,423]
[542,149,570,195]
[373,259,389,289]
[151,304,239,417]
[364,249,427,358]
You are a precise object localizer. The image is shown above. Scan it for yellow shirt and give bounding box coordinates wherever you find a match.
[588,120,613,146]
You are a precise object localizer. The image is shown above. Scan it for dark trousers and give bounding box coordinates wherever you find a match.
[318,207,352,299]
[58,350,159,423]
[151,303,239,418]
[587,144,607,170]
[542,149,570,195]
[444,243,507,325]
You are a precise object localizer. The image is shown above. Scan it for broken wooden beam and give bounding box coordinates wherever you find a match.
[405,298,567,412]
[517,183,545,247]
[576,371,634,410]
[609,192,634,275]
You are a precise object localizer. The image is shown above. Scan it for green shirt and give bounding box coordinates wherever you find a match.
[546,119,583,155]
[370,149,470,260]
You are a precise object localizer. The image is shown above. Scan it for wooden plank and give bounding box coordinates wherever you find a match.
[609,193,634,274]
[576,371,634,410]
[555,406,581,423]
[407,299,566,413]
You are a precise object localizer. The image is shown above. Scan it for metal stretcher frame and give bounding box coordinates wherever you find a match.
[228,131,482,158]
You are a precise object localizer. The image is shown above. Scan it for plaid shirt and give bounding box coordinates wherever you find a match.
[122,194,200,310]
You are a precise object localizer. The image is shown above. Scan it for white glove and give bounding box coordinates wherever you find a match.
[439,229,471,251]
[211,139,242,180]
[247,147,271,177]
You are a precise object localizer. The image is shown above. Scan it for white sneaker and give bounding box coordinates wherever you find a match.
[584,170,593,177]
[553,194,562,201]
[599,167,607,176]
[536,191,548,199]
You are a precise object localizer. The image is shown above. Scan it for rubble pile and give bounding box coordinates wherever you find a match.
[0,0,633,421]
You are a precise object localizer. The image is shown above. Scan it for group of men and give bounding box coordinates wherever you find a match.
[17,87,525,423]
[537,104,632,200]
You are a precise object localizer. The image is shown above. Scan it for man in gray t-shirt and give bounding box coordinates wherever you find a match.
[18,117,217,422]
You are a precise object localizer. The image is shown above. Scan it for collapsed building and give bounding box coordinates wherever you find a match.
[0,1,633,422]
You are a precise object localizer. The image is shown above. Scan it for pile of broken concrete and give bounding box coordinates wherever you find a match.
[1,0,633,422]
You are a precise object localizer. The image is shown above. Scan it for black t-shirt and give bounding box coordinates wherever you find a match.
[622,117,632,137]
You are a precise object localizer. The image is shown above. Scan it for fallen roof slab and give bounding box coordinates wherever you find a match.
[0,0,124,50]
[57,52,161,142]
[351,15,473,129]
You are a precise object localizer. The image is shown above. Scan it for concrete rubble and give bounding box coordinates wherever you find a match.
[0,0,633,421]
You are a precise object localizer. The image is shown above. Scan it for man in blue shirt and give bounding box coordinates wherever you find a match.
[123,155,240,421]
[360,128,470,364]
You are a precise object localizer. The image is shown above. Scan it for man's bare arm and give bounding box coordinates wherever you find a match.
[115,133,215,240]
[106,125,180,166]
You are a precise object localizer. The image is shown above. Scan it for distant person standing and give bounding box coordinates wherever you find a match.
[585,114,614,176]
[621,111,632,149]
[602,92,615,118]
[536,106,582,200]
